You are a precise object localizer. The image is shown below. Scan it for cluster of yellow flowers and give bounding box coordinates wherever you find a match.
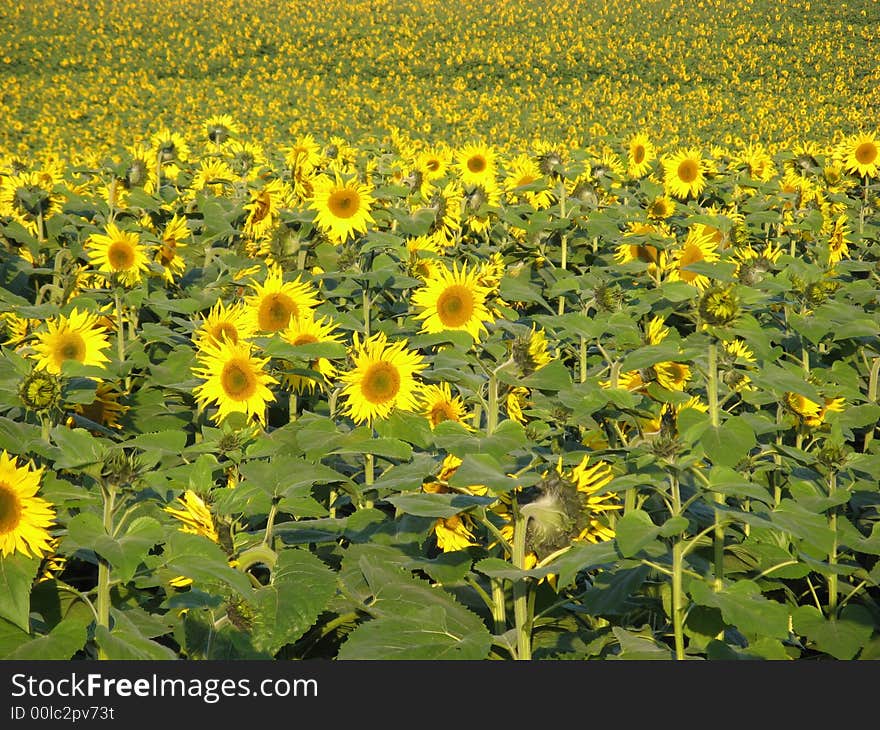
[1,0,877,161]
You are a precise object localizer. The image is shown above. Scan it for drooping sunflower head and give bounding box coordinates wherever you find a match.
[243,178,292,240]
[309,173,376,243]
[503,154,553,209]
[841,131,879,179]
[85,222,151,287]
[420,382,470,429]
[31,307,112,375]
[0,170,65,238]
[71,382,128,430]
[151,127,190,164]
[339,332,427,426]
[165,490,219,543]
[0,450,55,558]
[663,148,706,200]
[226,140,267,179]
[192,339,278,426]
[627,133,655,178]
[204,114,240,146]
[511,325,554,376]
[670,225,720,289]
[245,265,321,334]
[411,261,496,340]
[433,513,478,553]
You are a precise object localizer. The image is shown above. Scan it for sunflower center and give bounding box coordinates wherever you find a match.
[516,174,536,187]
[328,189,360,219]
[361,362,401,404]
[633,145,646,164]
[220,360,257,401]
[677,159,699,183]
[635,244,660,265]
[257,293,296,332]
[426,159,440,172]
[213,323,239,344]
[436,285,476,327]
[251,192,272,223]
[429,402,457,427]
[56,332,86,364]
[292,334,318,346]
[0,483,22,534]
[108,240,135,271]
[679,244,704,282]
[855,142,877,165]
[467,156,487,174]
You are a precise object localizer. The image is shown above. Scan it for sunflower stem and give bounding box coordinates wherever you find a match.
[263,499,279,548]
[114,289,125,367]
[486,371,499,435]
[490,578,507,637]
[363,452,374,509]
[511,509,532,660]
[864,357,879,452]
[827,469,838,618]
[362,287,371,338]
[96,481,117,660]
[670,470,686,661]
[860,176,868,235]
[557,182,568,316]
[707,338,724,593]
[579,335,587,383]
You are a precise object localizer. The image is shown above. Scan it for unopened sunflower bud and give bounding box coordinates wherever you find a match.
[19,370,62,413]
[699,285,741,326]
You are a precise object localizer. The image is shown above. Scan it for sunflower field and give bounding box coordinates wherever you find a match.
[0,0,879,662]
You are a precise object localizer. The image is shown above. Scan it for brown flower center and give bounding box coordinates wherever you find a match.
[220,360,257,401]
[257,293,296,332]
[436,284,475,327]
[467,155,487,174]
[55,332,86,364]
[328,189,360,219]
[633,145,646,164]
[108,240,135,270]
[855,142,877,166]
[677,159,699,184]
[361,362,400,404]
[0,483,22,534]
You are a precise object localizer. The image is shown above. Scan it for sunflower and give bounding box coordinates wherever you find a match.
[0,451,55,558]
[284,134,323,176]
[462,180,502,236]
[279,312,343,393]
[204,114,240,146]
[511,325,554,375]
[646,195,676,221]
[841,131,879,179]
[339,332,426,426]
[156,214,189,283]
[670,225,720,289]
[506,386,530,424]
[226,140,267,179]
[243,178,292,240]
[309,173,375,243]
[627,133,655,178]
[245,264,320,334]
[31,308,111,375]
[195,299,255,349]
[567,455,620,544]
[71,382,128,429]
[736,142,776,182]
[614,222,671,278]
[433,513,479,552]
[192,339,278,426]
[164,490,219,543]
[85,222,151,287]
[191,158,234,195]
[417,147,451,182]
[411,261,495,340]
[0,169,65,238]
[785,393,846,429]
[653,361,692,391]
[456,143,497,187]
[151,127,190,164]
[503,154,553,209]
[644,315,670,346]
[425,182,463,244]
[663,148,707,200]
[420,382,470,429]
[826,213,851,266]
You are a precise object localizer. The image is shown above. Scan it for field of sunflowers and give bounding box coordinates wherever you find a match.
[0,0,878,662]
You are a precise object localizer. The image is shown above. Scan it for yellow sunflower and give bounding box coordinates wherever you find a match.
[506,386,531,424]
[192,339,278,426]
[309,173,375,243]
[627,133,655,178]
[0,169,65,238]
[614,222,672,277]
[245,265,321,334]
[411,261,495,340]
[156,214,189,283]
[226,140,267,180]
[503,154,553,209]
[195,300,255,349]
[420,382,470,429]
[566,455,620,544]
[164,490,219,542]
[284,134,323,177]
[243,178,291,240]
[417,147,451,182]
[653,361,692,391]
[826,213,851,266]
[191,158,235,196]
[339,332,426,426]
[71,382,128,429]
[670,225,720,289]
[0,451,55,558]
[31,308,111,375]
[433,513,479,552]
[151,127,190,164]
[841,131,879,179]
[85,222,151,287]
[280,312,343,393]
[646,195,676,221]
[663,148,707,200]
[456,143,497,187]
[785,393,846,429]
[204,114,240,146]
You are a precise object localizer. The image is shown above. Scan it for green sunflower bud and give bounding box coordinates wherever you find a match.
[521,472,583,559]
[19,370,62,413]
[698,284,741,326]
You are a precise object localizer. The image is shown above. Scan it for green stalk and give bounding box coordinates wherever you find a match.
[512,510,532,660]
[827,470,838,618]
[96,482,117,660]
[114,288,125,366]
[363,452,375,510]
[486,371,499,435]
[557,182,568,316]
[362,287,371,338]
[579,335,587,384]
[491,578,507,637]
[864,356,879,451]
[707,339,724,590]
[670,471,686,661]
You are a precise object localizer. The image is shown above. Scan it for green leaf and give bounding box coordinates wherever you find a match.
[385,492,495,518]
[95,610,177,660]
[50,426,107,469]
[162,532,252,597]
[770,499,836,555]
[66,514,163,583]
[447,453,522,494]
[614,509,662,557]
[551,541,619,588]
[6,616,88,660]
[125,430,188,454]
[792,605,874,660]
[0,553,40,631]
[689,579,789,639]
[474,557,556,580]
[251,548,337,655]
[700,418,756,468]
[520,359,572,391]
